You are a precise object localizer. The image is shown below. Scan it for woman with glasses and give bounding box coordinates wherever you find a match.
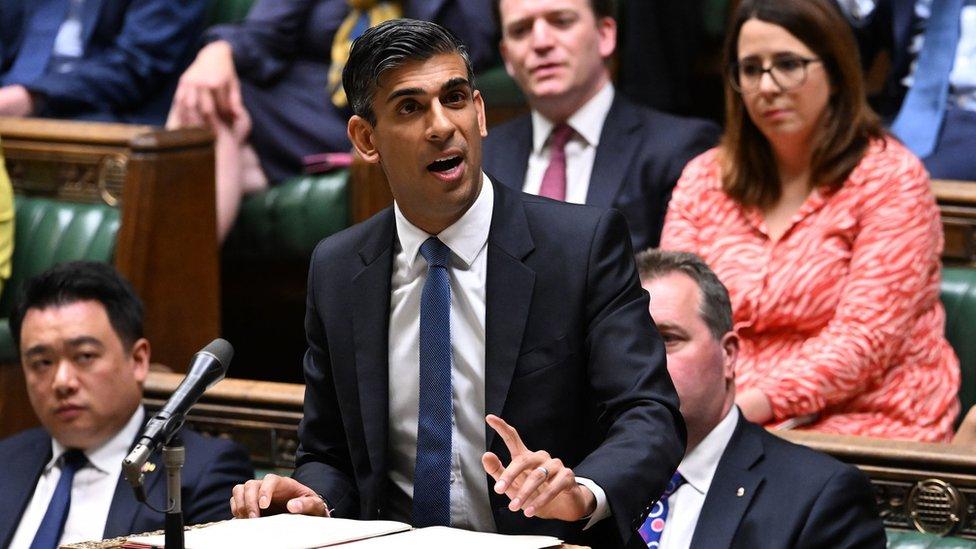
[660,0,960,441]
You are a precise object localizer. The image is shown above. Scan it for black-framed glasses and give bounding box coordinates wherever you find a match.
[729,55,822,93]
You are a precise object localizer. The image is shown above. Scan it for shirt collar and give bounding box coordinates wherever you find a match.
[677,406,739,495]
[530,82,615,153]
[49,406,145,474]
[393,174,494,268]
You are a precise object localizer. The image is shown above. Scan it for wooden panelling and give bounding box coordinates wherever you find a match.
[934,179,976,265]
[0,117,220,371]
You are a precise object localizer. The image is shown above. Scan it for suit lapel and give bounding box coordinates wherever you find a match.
[484,181,535,451]
[352,211,395,478]
[892,0,914,58]
[79,0,105,47]
[585,94,643,209]
[487,117,533,192]
[0,433,50,547]
[689,415,764,549]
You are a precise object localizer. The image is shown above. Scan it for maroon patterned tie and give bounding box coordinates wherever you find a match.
[538,124,574,201]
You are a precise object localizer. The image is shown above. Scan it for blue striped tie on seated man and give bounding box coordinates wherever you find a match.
[635,249,886,549]
[0,261,253,549]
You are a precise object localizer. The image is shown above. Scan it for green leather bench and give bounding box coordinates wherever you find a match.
[0,197,119,361]
[941,266,976,421]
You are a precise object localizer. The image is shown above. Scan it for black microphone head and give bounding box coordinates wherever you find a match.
[201,338,234,369]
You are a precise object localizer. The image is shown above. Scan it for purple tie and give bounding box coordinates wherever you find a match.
[538,124,574,201]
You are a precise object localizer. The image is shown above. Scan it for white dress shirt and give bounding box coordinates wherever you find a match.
[523,83,615,203]
[658,406,740,549]
[10,407,145,548]
[385,175,609,532]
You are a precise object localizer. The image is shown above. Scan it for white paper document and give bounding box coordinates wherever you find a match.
[123,514,410,549]
[342,526,562,548]
[124,515,562,549]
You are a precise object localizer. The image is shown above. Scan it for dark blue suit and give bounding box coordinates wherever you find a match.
[207,0,496,182]
[294,180,685,547]
[841,0,976,179]
[0,420,254,546]
[0,0,208,124]
[686,415,886,548]
[483,93,720,251]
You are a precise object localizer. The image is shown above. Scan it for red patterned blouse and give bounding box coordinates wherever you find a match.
[661,138,960,442]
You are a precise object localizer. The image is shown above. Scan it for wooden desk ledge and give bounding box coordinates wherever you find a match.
[145,370,305,408]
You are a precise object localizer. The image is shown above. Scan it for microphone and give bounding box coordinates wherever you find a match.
[123,338,233,500]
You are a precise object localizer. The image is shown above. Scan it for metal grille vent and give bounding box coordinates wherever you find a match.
[908,479,968,536]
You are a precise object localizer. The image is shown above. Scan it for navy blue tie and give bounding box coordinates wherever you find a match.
[412,237,453,527]
[890,0,964,157]
[30,449,87,549]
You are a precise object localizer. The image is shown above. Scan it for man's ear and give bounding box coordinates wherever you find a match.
[597,16,617,60]
[348,115,379,164]
[474,90,488,138]
[131,337,151,384]
[720,331,739,383]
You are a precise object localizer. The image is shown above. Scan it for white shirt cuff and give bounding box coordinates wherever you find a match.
[574,477,610,530]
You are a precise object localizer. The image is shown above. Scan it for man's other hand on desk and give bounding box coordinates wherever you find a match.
[230,474,330,518]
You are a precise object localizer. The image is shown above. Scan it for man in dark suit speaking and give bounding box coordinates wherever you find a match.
[0,262,253,549]
[231,19,685,547]
[484,0,720,251]
[636,250,885,548]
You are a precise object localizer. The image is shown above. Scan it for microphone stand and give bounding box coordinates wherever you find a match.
[163,433,185,549]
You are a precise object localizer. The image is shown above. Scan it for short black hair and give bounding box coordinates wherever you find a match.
[493,0,616,30]
[635,250,733,341]
[342,18,475,126]
[10,261,144,350]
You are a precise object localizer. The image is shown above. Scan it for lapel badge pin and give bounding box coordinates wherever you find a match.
[736,487,745,497]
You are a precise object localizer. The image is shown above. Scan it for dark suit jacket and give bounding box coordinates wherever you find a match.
[687,415,886,548]
[840,0,925,118]
[0,0,207,124]
[207,0,496,182]
[0,421,254,547]
[294,180,685,547]
[482,93,719,251]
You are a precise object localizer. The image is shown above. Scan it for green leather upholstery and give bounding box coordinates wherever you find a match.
[941,266,976,417]
[223,170,348,261]
[887,530,976,548]
[0,196,119,360]
[206,0,253,25]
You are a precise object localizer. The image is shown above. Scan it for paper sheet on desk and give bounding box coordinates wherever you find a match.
[342,526,562,548]
[122,514,410,549]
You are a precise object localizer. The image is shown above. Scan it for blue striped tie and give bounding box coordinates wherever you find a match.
[412,237,453,527]
[890,0,964,158]
[30,449,87,549]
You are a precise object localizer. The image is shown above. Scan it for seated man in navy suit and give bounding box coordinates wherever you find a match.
[0,261,253,549]
[229,19,684,548]
[636,249,886,548]
[0,0,207,124]
[483,0,720,251]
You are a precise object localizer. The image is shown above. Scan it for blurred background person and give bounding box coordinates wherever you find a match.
[636,249,885,549]
[0,262,252,548]
[837,0,976,181]
[483,0,719,251]
[661,0,960,441]
[166,0,496,241]
[0,0,207,123]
